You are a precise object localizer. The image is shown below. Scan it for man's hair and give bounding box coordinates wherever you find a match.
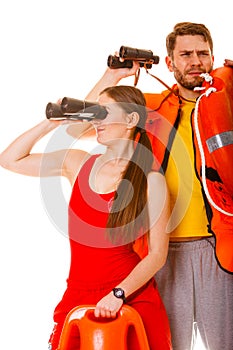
[166,22,213,58]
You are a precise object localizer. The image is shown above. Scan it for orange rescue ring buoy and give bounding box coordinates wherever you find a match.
[194,66,233,216]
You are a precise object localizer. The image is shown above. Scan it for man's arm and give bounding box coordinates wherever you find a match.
[85,63,139,101]
[224,59,233,67]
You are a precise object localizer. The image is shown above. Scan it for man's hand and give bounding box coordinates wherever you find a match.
[224,59,233,67]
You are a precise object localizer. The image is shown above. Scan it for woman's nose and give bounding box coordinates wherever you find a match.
[91,118,102,127]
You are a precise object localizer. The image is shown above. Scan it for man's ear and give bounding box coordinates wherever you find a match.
[165,56,174,72]
[126,112,140,129]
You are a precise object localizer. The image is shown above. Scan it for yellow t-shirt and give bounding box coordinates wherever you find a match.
[165,99,211,238]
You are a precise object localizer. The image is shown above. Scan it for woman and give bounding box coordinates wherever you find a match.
[0,85,171,349]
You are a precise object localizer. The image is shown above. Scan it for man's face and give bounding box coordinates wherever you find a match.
[166,35,214,92]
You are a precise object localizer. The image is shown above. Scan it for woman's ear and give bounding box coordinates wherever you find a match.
[126,112,140,129]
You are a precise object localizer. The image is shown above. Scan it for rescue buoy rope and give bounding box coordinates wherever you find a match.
[194,78,233,216]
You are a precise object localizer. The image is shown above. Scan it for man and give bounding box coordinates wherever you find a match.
[81,22,233,350]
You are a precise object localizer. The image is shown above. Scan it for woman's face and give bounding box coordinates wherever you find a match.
[92,93,132,145]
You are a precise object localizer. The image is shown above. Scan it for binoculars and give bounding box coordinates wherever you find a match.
[46,97,107,121]
[107,45,160,69]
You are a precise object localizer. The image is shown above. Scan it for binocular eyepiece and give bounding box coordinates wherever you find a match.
[107,45,159,69]
[46,97,107,121]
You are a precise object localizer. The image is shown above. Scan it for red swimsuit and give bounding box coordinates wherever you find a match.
[49,155,171,350]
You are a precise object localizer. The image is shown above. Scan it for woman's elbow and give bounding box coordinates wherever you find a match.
[0,153,18,172]
[0,153,11,169]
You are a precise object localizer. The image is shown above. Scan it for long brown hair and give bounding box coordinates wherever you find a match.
[99,85,154,244]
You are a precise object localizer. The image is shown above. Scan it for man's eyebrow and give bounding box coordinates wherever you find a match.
[179,49,210,54]
[178,49,193,54]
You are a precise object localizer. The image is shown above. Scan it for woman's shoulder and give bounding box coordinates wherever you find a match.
[63,149,93,184]
[65,148,91,166]
[147,170,166,184]
[147,171,168,195]
[147,171,169,210]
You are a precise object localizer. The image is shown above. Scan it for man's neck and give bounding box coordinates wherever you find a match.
[177,85,201,100]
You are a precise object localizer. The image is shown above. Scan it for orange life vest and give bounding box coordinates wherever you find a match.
[192,66,233,273]
[193,66,233,195]
[139,80,233,273]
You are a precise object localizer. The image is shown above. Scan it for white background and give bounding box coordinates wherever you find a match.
[0,1,232,349]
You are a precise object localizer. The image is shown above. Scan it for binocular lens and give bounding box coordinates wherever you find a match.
[119,46,154,60]
[107,46,159,69]
[107,55,133,69]
[46,98,107,121]
[46,103,63,119]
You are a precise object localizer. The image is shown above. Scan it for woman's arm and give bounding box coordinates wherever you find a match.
[95,172,170,317]
[0,119,58,176]
[0,119,89,184]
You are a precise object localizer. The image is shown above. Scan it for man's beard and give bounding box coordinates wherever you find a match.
[173,65,213,91]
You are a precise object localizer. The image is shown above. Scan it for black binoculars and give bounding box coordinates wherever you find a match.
[107,45,160,69]
[46,97,107,121]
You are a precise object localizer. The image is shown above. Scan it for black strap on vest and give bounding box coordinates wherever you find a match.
[159,105,182,174]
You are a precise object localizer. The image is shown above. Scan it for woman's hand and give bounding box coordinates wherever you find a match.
[94,291,123,318]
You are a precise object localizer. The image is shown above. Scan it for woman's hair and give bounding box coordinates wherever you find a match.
[166,22,213,59]
[99,85,154,244]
